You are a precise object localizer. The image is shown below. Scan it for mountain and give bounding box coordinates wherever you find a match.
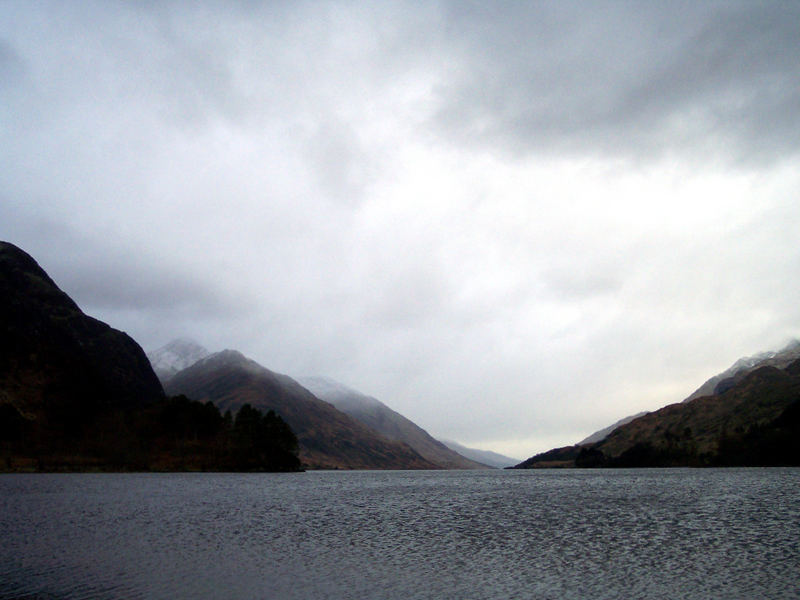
[684,339,800,401]
[0,241,164,418]
[576,412,648,446]
[569,340,800,450]
[297,376,489,469]
[439,439,520,469]
[0,242,303,472]
[595,360,800,462]
[515,358,800,468]
[166,351,439,470]
[147,338,209,384]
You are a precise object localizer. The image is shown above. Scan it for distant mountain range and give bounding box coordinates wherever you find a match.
[150,341,489,469]
[163,350,437,470]
[5,239,796,472]
[439,439,520,469]
[516,341,800,468]
[297,376,489,469]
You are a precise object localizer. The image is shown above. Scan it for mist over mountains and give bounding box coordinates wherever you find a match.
[148,339,210,383]
[439,439,520,469]
[3,239,798,472]
[683,340,800,402]
[297,376,488,469]
[150,342,489,469]
[163,349,438,470]
[574,340,800,449]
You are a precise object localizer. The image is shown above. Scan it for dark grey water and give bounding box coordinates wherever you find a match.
[1,469,798,599]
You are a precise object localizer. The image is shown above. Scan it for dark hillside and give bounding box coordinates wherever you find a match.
[0,241,164,418]
[514,358,800,468]
[0,241,300,472]
[167,351,439,470]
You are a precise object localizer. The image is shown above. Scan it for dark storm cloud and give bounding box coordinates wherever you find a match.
[1,211,237,317]
[434,1,800,164]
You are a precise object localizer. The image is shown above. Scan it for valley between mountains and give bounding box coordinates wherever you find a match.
[1,240,798,471]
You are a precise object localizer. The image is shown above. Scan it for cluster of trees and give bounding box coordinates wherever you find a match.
[0,396,301,472]
[714,399,800,466]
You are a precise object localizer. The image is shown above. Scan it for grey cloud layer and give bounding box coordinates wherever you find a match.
[434,1,800,164]
[2,1,799,455]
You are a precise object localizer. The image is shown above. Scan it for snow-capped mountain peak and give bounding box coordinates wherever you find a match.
[147,338,210,383]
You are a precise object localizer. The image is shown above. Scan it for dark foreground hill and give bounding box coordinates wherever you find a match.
[0,241,164,417]
[166,351,439,470]
[515,358,800,468]
[297,376,489,469]
[0,241,300,472]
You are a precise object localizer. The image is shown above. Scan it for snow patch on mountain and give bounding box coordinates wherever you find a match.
[684,338,800,402]
[147,338,210,383]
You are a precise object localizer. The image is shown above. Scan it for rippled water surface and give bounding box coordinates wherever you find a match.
[1,469,798,599]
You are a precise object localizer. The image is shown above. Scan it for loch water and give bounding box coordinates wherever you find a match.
[1,468,798,599]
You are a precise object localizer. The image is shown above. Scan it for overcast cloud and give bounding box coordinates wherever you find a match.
[2,1,799,458]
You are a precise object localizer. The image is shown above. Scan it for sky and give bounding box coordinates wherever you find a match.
[2,1,799,459]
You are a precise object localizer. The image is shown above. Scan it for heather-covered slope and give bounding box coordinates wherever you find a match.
[572,340,800,451]
[595,361,800,464]
[298,376,489,469]
[166,352,438,470]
